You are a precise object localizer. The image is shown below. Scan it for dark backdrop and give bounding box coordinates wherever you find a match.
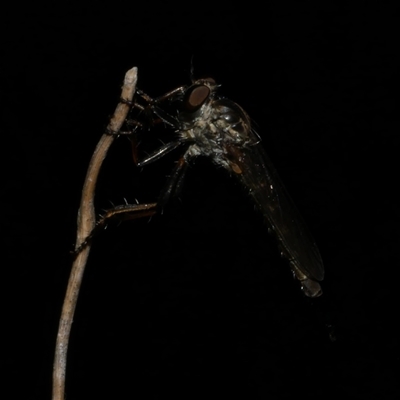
[3,3,398,399]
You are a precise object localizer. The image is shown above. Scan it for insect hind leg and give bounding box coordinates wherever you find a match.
[72,202,157,256]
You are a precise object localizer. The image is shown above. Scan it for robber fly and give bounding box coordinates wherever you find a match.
[118,77,324,297]
[76,76,324,297]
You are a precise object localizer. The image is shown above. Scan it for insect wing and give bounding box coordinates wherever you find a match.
[225,139,324,285]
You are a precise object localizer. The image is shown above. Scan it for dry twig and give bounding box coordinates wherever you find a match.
[52,67,155,400]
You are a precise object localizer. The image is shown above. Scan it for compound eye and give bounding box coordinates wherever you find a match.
[185,85,210,112]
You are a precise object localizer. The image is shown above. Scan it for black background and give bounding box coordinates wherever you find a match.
[3,3,398,399]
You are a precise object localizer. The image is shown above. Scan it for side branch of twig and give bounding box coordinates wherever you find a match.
[52,67,139,400]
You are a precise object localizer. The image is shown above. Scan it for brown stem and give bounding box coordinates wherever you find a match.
[52,67,139,400]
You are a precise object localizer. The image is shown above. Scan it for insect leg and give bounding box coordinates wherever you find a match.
[137,85,187,104]
[136,140,193,167]
[72,202,157,256]
[157,152,192,212]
